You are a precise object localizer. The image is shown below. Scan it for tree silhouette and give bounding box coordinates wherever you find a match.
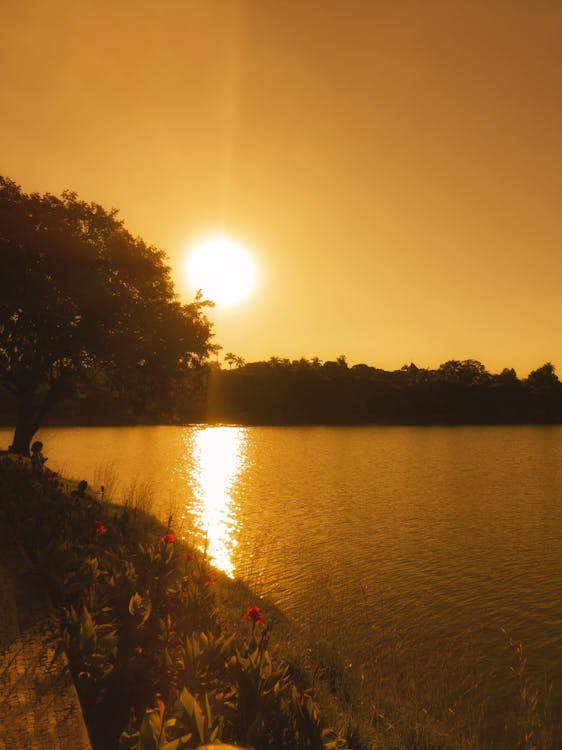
[205,356,561,425]
[224,352,245,369]
[527,362,559,388]
[0,177,214,454]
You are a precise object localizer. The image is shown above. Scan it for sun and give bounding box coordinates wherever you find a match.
[185,236,258,308]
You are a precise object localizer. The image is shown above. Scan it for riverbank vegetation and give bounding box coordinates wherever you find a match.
[0,455,351,749]
[2,356,561,431]
[1,455,558,750]
[206,357,562,425]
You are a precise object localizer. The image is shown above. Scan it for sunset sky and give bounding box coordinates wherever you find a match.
[2,0,562,376]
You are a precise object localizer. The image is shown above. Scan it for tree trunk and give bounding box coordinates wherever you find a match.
[9,384,65,457]
[11,398,43,457]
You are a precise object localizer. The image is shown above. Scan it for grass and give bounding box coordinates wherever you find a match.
[119,477,156,515]
[93,460,121,503]
[262,566,561,750]
[123,489,561,750]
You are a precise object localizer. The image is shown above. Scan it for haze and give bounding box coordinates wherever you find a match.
[2,0,561,376]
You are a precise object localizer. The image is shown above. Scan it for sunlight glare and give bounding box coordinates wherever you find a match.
[185,236,258,308]
[188,426,247,577]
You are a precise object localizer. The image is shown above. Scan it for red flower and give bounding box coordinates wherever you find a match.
[243,605,263,625]
[201,573,214,587]
[185,552,195,562]
[93,520,107,535]
[161,533,175,544]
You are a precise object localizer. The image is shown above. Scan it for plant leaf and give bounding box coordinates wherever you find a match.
[180,687,205,744]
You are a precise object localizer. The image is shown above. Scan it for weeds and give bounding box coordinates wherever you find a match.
[501,629,558,750]
[275,569,560,750]
[93,460,121,502]
[121,477,155,514]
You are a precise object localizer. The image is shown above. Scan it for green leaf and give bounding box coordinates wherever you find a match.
[128,593,152,627]
[129,592,142,615]
[180,687,205,744]
[79,606,96,651]
[262,671,282,695]
[138,705,164,750]
[219,632,235,656]
[204,692,212,729]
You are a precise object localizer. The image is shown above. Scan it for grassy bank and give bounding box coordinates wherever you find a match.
[0,455,351,750]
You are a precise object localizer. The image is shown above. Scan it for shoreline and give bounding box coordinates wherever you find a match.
[1,447,560,749]
[0,456,355,750]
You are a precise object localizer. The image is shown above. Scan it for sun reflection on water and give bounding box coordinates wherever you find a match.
[185,426,247,577]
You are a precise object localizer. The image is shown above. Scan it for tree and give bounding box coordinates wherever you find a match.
[224,352,245,369]
[0,177,214,454]
[495,367,519,385]
[437,359,489,386]
[527,362,559,389]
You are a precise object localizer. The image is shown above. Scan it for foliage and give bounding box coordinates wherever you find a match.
[0,176,214,454]
[0,457,349,750]
[205,357,562,426]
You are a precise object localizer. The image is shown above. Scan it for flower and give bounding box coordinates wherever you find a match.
[201,573,214,587]
[185,552,195,562]
[93,520,107,535]
[161,533,175,544]
[243,605,263,625]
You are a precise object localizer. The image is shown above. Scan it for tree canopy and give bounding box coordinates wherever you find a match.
[205,356,562,426]
[0,177,214,454]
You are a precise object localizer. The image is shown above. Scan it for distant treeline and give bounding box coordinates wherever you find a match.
[206,357,562,425]
[1,357,562,428]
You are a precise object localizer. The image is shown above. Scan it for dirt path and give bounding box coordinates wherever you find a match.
[0,521,92,750]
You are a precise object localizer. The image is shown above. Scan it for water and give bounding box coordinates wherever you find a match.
[3,424,562,741]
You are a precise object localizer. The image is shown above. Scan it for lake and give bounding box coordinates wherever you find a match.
[3,424,562,744]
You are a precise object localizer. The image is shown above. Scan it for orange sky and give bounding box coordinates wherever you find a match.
[2,0,562,376]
